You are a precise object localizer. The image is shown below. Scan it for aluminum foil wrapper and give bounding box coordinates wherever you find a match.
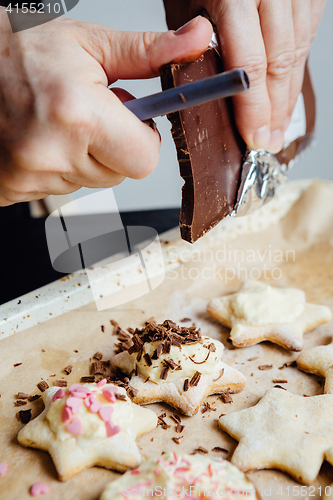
[232,150,288,217]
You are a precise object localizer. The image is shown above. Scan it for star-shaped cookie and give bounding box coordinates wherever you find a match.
[17,382,157,481]
[297,339,333,393]
[207,280,332,351]
[101,452,257,500]
[112,320,246,416]
[219,388,333,484]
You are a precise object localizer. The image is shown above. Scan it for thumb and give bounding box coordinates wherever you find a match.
[76,16,213,82]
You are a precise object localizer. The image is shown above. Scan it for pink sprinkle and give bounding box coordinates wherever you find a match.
[130,469,141,475]
[70,391,87,399]
[61,406,72,424]
[30,482,50,496]
[98,406,114,422]
[154,468,161,476]
[157,457,169,467]
[66,397,82,414]
[66,417,83,435]
[102,387,118,403]
[52,388,66,402]
[105,421,121,437]
[68,384,90,393]
[84,395,100,413]
[96,378,107,388]
[0,463,8,476]
[181,458,191,466]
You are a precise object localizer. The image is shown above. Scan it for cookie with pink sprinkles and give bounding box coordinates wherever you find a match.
[17,380,157,481]
[100,452,258,500]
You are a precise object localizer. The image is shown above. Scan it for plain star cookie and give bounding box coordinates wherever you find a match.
[219,388,333,484]
[297,339,333,393]
[112,320,246,416]
[100,452,258,500]
[207,280,332,351]
[17,381,157,481]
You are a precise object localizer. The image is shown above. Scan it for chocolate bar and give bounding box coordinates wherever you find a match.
[161,47,315,243]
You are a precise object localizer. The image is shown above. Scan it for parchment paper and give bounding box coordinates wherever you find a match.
[1,179,333,500]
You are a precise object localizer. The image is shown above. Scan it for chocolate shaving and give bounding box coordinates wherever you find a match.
[272,379,288,384]
[28,394,41,402]
[91,361,104,374]
[274,385,287,390]
[189,351,210,364]
[248,357,259,361]
[13,363,22,368]
[54,380,67,387]
[156,343,164,359]
[63,365,73,375]
[183,379,189,392]
[201,402,217,413]
[279,360,297,370]
[213,368,224,382]
[172,436,183,445]
[180,318,191,322]
[115,394,127,401]
[163,341,171,355]
[179,93,186,103]
[258,365,273,370]
[80,376,95,383]
[18,409,32,424]
[93,352,103,361]
[176,424,184,433]
[144,377,150,383]
[192,446,208,455]
[221,392,233,404]
[189,371,201,387]
[160,365,170,380]
[126,386,139,400]
[37,381,49,392]
[170,414,181,424]
[143,353,152,367]
[101,325,105,332]
[163,358,179,370]
[17,392,30,399]
[14,400,27,407]
[209,343,216,352]
[212,447,228,453]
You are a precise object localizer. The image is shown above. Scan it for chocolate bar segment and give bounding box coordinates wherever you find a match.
[161,47,246,243]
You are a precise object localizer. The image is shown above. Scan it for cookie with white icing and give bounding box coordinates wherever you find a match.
[17,381,157,481]
[207,280,332,351]
[112,320,246,416]
[219,388,333,485]
[297,339,333,393]
[100,452,258,500]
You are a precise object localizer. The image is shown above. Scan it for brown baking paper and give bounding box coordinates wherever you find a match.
[1,179,333,500]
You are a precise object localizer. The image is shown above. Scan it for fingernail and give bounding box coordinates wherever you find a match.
[284,115,291,131]
[253,125,270,150]
[268,129,284,154]
[175,16,200,36]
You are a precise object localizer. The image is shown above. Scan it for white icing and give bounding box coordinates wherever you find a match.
[230,282,306,326]
[132,336,224,383]
[46,384,135,447]
[100,452,257,500]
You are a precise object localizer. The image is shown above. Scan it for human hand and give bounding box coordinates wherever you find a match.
[163,0,326,153]
[0,12,212,206]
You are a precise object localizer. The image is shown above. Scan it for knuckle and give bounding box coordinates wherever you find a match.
[49,85,90,130]
[242,55,267,85]
[294,42,310,68]
[267,50,295,80]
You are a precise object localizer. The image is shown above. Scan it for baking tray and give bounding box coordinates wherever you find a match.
[1,179,333,500]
